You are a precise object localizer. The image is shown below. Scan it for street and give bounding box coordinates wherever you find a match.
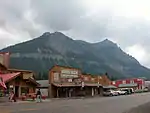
[1,93,150,113]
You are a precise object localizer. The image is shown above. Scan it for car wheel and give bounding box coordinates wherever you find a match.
[110,94,113,96]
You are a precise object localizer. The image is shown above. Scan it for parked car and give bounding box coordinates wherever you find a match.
[120,88,133,95]
[116,90,127,95]
[103,90,119,96]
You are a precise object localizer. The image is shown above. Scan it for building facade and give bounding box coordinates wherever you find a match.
[111,78,145,90]
[49,65,82,98]
[0,52,39,98]
[49,65,112,98]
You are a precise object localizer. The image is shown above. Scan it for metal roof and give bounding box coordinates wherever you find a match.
[37,80,49,87]
[0,72,21,83]
[103,85,117,89]
[119,83,137,88]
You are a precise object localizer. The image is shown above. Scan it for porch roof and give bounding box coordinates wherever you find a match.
[118,83,138,88]
[0,72,21,83]
[52,83,81,87]
[84,83,102,87]
[103,85,117,89]
[52,83,102,87]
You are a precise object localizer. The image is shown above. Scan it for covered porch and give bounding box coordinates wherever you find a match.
[0,72,39,98]
[50,83,82,98]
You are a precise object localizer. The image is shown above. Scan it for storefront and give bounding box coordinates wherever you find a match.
[49,65,107,98]
[0,72,39,97]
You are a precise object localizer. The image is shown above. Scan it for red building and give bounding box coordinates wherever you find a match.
[111,78,145,90]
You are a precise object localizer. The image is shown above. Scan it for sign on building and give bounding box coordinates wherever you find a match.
[53,72,60,82]
[61,69,79,78]
[81,81,84,88]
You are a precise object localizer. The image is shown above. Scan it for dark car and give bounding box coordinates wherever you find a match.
[121,88,133,95]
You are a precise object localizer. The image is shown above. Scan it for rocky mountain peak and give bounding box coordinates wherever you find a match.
[42,32,51,37]
[1,32,150,79]
[101,39,116,45]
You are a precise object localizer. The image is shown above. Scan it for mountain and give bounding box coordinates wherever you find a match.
[1,32,150,79]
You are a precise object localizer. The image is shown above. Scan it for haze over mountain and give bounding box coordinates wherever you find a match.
[1,32,150,79]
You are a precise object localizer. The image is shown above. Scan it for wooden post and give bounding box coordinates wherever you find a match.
[57,88,59,98]
[92,88,94,96]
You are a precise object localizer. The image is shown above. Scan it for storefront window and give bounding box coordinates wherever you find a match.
[122,80,126,84]
[21,87,29,95]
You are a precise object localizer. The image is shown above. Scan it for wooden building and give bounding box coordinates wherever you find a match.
[49,65,112,98]
[0,63,7,89]
[0,63,7,74]
[49,65,82,98]
[80,74,102,96]
[0,52,39,98]
[0,71,39,97]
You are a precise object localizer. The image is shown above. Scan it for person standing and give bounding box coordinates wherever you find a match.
[36,89,42,102]
[9,91,16,102]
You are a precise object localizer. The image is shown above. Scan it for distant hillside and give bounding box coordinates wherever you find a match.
[1,32,150,79]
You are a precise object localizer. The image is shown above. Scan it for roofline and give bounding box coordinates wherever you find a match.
[8,68,33,73]
[5,72,21,83]
[28,78,40,86]
[49,65,81,71]
[0,52,10,54]
[81,74,102,77]
[114,78,144,82]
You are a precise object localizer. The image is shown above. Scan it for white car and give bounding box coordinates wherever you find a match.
[103,90,119,96]
[111,90,119,96]
[116,90,127,95]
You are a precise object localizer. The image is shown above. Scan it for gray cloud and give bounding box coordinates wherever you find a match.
[0,0,150,67]
[31,0,85,31]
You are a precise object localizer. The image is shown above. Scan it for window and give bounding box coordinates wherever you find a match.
[68,79,72,82]
[130,80,134,84]
[112,81,116,85]
[53,73,59,82]
[91,78,95,81]
[122,80,126,84]
[84,77,88,81]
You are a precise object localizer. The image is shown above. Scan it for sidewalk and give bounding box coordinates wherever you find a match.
[0,97,9,103]
[16,99,51,104]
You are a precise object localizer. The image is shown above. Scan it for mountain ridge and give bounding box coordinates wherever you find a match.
[1,32,150,79]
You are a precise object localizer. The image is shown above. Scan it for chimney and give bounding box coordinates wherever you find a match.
[0,52,10,68]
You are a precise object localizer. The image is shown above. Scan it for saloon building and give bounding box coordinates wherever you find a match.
[49,65,112,98]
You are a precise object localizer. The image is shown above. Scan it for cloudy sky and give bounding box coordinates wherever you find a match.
[0,0,150,67]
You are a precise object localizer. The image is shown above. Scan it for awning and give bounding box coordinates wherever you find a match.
[0,72,21,83]
[52,83,102,87]
[118,83,137,88]
[85,83,102,87]
[52,83,81,87]
[103,85,117,89]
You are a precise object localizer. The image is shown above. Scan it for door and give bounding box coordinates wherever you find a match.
[15,86,19,97]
